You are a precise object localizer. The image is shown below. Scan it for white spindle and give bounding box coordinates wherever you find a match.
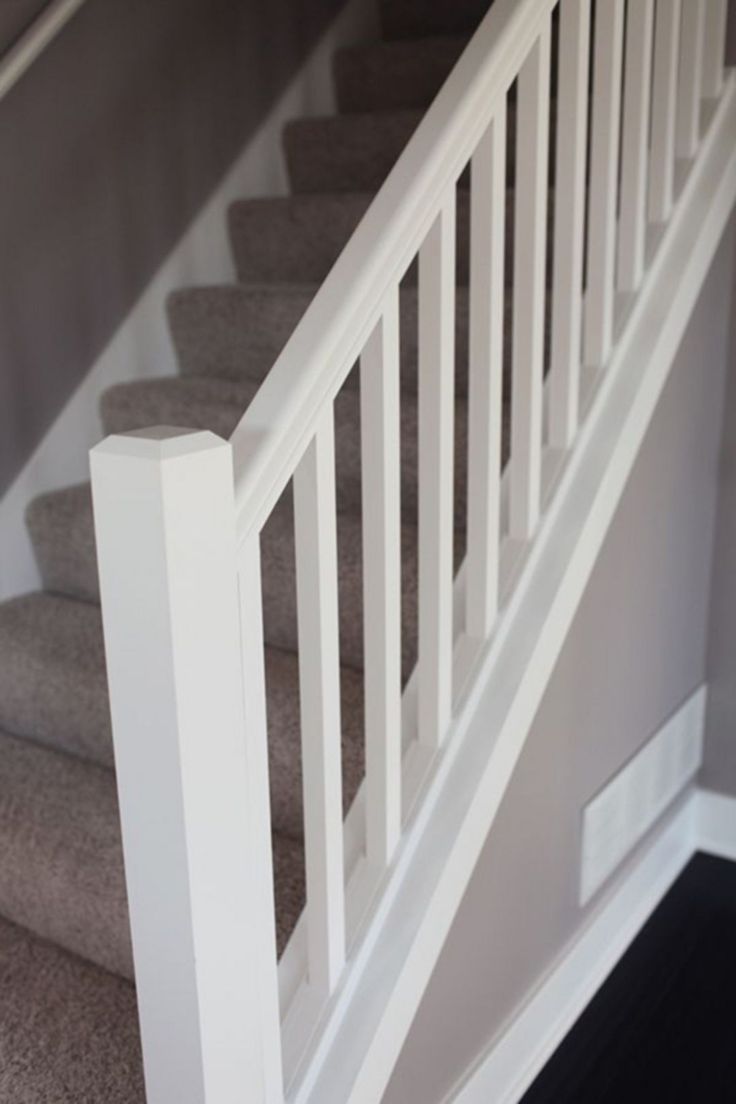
[617,0,655,293]
[293,411,346,997]
[649,0,683,223]
[511,24,550,539]
[702,0,727,98]
[466,108,506,640]
[90,429,283,1104]
[549,0,591,446]
[676,0,706,158]
[360,293,402,868]
[237,535,285,1100]
[583,0,625,369]
[418,190,456,748]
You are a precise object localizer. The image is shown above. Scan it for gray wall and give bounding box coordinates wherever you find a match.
[0,1,49,54]
[385,217,736,1103]
[0,0,354,496]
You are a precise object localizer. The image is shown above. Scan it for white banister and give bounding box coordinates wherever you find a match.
[237,535,286,1101]
[549,0,591,446]
[90,429,282,1104]
[360,294,403,868]
[466,106,507,640]
[702,0,728,98]
[617,0,655,293]
[677,0,706,158]
[418,191,456,747]
[649,0,683,223]
[293,411,346,996]
[584,0,625,368]
[510,23,551,539]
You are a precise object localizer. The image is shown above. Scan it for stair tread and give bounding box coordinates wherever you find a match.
[99,357,475,526]
[0,914,144,1103]
[25,477,436,676]
[0,729,306,982]
[334,34,468,113]
[228,193,373,284]
[283,109,423,194]
[0,589,364,839]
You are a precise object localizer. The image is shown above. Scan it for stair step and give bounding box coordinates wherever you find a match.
[0,915,144,1102]
[0,728,131,977]
[380,0,490,40]
[0,590,363,841]
[99,374,473,527]
[283,110,422,194]
[168,286,473,386]
[227,187,551,291]
[228,194,373,285]
[0,727,306,981]
[26,484,437,678]
[0,593,112,767]
[334,35,468,114]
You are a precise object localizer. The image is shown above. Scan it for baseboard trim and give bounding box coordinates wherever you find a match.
[0,0,376,603]
[696,789,736,861]
[445,783,736,1104]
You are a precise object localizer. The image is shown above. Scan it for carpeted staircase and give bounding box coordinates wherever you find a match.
[0,1,524,1097]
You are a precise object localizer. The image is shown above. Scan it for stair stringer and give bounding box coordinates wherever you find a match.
[281,74,736,1104]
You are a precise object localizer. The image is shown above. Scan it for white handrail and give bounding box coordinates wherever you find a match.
[230,0,554,540]
[0,0,88,100]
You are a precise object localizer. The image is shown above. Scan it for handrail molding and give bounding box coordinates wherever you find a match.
[0,0,87,100]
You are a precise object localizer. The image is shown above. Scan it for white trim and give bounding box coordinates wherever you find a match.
[445,786,736,1104]
[696,789,736,861]
[0,0,88,101]
[0,0,376,603]
[580,686,706,905]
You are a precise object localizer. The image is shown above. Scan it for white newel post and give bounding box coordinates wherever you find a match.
[90,428,283,1104]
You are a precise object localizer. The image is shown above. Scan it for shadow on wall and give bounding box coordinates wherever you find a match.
[0,0,353,496]
[0,1,51,55]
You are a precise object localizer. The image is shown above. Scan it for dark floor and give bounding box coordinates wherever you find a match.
[521,853,736,1103]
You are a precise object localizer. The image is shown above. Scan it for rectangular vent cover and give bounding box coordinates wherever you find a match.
[580,686,706,904]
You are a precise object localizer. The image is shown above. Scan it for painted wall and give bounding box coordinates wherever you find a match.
[385,216,736,1103]
[0,0,48,54]
[0,0,360,496]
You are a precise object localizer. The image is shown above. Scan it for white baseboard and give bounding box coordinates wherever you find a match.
[696,788,736,861]
[0,0,377,602]
[445,783,736,1104]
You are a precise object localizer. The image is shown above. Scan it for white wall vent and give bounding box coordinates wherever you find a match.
[580,686,706,905]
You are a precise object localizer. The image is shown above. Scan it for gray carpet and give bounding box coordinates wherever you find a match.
[0,1,507,1091]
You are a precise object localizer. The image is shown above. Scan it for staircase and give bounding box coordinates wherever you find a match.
[1,0,735,1101]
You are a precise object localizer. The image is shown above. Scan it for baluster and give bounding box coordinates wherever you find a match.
[702,0,727,98]
[584,0,625,368]
[511,23,550,538]
[676,0,706,159]
[617,0,655,293]
[418,189,456,748]
[466,107,506,640]
[91,429,283,1104]
[649,0,683,223]
[549,0,591,446]
[360,292,402,868]
[293,411,346,997]
[238,534,285,1101]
